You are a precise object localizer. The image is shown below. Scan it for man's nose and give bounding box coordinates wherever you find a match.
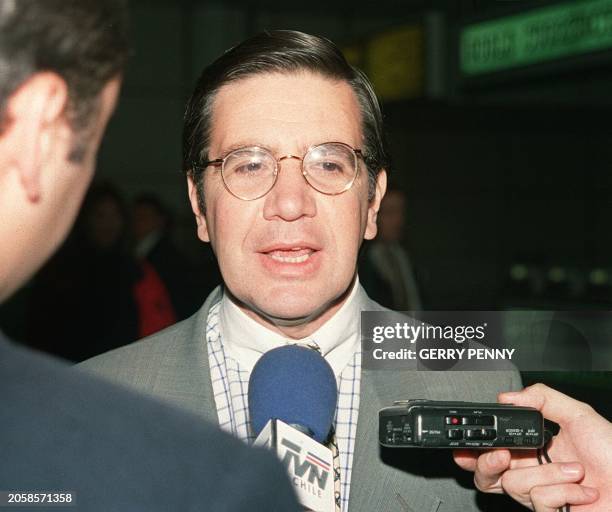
[262,156,316,221]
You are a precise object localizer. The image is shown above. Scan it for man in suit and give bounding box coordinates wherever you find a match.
[131,193,218,332]
[0,2,298,510]
[359,185,422,311]
[82,30,609,511]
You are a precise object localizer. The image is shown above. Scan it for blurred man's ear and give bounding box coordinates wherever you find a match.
[187,174,210,242]
[364,169,387,240]
[0,72,68,202]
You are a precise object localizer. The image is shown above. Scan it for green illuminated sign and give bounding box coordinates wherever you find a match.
[460,0,612,76]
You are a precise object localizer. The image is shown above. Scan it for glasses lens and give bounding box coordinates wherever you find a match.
[222,148,276,200]
[303,143,357,194]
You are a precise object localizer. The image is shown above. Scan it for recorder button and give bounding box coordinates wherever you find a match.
[465,429,483,440]
[466,429,496,440]
[446,429,463,440]
[474,416,495,426]
[462,415,495,426]
[482,429,496,440]
[445,416,460,425]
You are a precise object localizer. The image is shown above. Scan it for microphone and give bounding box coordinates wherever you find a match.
[249,345,338,512]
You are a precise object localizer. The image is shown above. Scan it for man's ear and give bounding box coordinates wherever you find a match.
[1,73,68,202]
[187,174,210,242]
[364,169,387,240]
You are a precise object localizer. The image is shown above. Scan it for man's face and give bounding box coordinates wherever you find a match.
[87,195,125,250]
[188,72,385,335]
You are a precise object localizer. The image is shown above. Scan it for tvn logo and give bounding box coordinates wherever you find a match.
[281,438,330,496]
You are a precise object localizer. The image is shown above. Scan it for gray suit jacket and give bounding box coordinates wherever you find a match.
[81,286,523,512]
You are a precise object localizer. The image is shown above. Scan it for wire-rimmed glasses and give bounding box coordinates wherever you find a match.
[192,141,363,201]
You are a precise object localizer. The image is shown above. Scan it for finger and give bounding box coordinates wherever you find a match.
[498,383,595,425]
[530,484,599,512]
[500,462,585,498]
[455,448,539,474]
[473,450,511,492]
[453,449,478,471]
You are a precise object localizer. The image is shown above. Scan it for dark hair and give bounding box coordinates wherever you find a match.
[183,30,389,212]
[0,0,129,160]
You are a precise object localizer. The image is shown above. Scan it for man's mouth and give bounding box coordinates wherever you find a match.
[257,242,322,268]
[266,248,314,264]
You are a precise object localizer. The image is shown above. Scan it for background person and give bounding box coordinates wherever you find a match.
[132,193,209,336]
[27,183,140,361]
[360,184,422,311]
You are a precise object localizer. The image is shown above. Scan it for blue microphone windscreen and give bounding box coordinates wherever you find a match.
[249,345,338,443]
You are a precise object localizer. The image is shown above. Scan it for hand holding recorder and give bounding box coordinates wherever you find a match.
[453,384,612,511]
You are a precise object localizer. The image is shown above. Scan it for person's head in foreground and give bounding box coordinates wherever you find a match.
[0,0,128,303]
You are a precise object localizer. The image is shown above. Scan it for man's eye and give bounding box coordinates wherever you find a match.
[234,161,264,174]
[317,161,344,173]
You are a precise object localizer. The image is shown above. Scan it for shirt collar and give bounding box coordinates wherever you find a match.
[219,277,362,376]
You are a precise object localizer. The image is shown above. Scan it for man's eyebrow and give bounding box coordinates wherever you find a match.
[215,139,351,158]
[215,141,277,156]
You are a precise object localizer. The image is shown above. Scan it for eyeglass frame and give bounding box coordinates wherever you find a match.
[191,141,365,201]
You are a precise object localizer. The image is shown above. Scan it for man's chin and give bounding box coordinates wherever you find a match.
[251,300,327,328]
[228,289,333,335]
[225,275,356,336]
[246,287,352,336]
